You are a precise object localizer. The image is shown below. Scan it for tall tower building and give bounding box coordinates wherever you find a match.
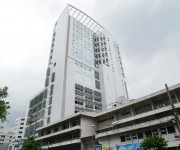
[24,5,128,137]
[44,4,128,124]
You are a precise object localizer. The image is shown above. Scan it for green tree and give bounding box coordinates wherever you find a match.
[0,86,10,122]
[141,135,168,150]
[21,140,41,150]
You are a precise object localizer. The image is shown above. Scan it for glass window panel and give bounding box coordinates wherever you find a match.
[95,80,100,89]
[152,129,159,135]
[160,127,167,135]
[51,72,55,82]
[95,71,99,80]
[125,135,131,141]
[76,37,83,45]
[75,49,83,61]
[120,135,126,142]
[137,132,143,139]
[145,130,152,137]
[76,44,83,51]
[84,53,93,66]
[132,133,137,139]
[167,125,175,134]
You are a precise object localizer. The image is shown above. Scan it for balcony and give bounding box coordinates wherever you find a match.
[36,126,80,140]
[96,115,174,138]
[113,103,180,126]
[41,139,81,149]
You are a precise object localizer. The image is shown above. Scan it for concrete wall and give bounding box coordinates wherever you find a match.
[46,6,70,123]
[81,116,97,138]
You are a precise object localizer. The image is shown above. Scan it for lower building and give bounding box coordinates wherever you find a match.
[0,128,13,150]
[35,83,180,150]
[8,117,25,150]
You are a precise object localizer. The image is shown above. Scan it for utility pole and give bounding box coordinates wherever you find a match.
[165,84,180,133]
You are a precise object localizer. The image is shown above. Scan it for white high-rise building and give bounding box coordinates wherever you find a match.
[0,128,13,150]
[44,4,128,123]
[24,5,128,138]
[13,117,25,140]
[8,117,25,150]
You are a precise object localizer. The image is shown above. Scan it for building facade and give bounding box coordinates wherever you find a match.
[8,117,25,150]
[35,83,180,150]
[24,4,128,138]
[12,117,25,140]
[0,128,13,150]
[24,89,46,138]
[44,4,128,125]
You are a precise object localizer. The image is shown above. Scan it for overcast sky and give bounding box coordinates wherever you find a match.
[0,0,180,129]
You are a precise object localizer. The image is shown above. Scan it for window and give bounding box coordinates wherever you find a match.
[49,96,53,105]
[54,127,59,132]
[152,129,159,135]
[51,72,55,82]
[72,132,80,138]
[132,133,137,139]
[75,84,84,91]
[48,106,52,115]
[51,84,54,90]
[120,135,125,142]
[75,100,83,106]
[137,132,143,139]
[46,67,50,76]
[19,127,23,129]
[95,71,99,80]
[167,125,175,134]
[19,131,22,134]
[72,119,80,126]
[62,123,69,129]
[54,62,56,66]
[18,136,22,138]
[95,80,100,89]
[45,77,49,87]
[135,104,152,114]
[125,134,131,141]
[50,90,53,96]
[47,117,50,124]
[145,130,152,136]
[160,127,167,135]
[43,89,48,99]
[20,123,24,125]
[43,100,46,108]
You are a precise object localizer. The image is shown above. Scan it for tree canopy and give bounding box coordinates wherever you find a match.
[141,135,168,150]
[0,86,10,122]
[21,140,41,150]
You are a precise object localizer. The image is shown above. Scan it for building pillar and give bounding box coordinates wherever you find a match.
[131,107,135,116]
[151,99,155,110]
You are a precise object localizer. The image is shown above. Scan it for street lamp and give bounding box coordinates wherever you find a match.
[91,125,95,150]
